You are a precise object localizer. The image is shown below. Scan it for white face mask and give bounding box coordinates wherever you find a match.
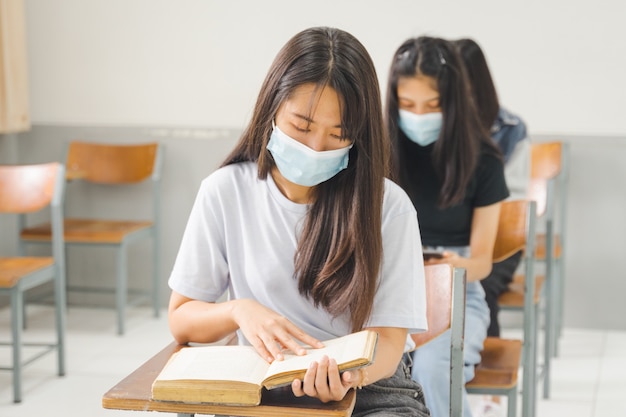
[398,109,443,146]
[267,125,353,187]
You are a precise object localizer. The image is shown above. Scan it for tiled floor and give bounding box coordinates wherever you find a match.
[0,304,625,416]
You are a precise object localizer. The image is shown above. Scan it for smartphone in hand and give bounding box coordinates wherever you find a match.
[422,249,445,261]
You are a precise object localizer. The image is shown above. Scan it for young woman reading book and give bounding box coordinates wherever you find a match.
[167,27,430,416]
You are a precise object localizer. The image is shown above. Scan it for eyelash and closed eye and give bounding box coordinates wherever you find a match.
[292,125,348,141]
[399,103,441,112]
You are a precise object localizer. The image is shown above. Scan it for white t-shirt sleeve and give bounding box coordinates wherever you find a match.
[168,174,230,302]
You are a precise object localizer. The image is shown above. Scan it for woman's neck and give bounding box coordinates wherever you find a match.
[270,167,314,204]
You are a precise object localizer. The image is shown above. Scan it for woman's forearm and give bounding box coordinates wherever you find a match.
[359,327,407,385]
[450,255,493,282]
[168,293,239,344]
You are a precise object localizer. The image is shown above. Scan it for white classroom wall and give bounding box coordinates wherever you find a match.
[2,0,626,330]
[23,0,626,135]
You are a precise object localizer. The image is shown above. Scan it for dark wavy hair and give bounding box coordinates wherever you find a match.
[385,36,500,208]
[222,27,387,332]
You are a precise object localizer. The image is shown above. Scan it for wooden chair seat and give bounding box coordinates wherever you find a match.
[498,274,545,307]
[466,337,522,391]
[22,218,154,244]
[0,257,55,287]
[534,233,562,260]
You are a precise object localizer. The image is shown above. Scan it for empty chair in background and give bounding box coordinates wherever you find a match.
[0,162,66,403]
[525,140,569,399]
[20,141,164,335]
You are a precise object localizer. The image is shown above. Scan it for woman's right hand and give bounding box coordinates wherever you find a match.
[231,299,324,363]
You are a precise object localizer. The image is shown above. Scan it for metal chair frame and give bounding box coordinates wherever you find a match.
[0,162,67,403]
[526,141,569,399]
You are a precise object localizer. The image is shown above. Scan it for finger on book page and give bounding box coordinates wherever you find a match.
[285,325,325,351]
[271,327,324,360]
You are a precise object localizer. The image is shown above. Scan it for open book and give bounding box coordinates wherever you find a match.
[151,329,378,406]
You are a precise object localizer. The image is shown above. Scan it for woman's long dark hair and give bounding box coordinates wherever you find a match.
[385,36,500,208]
[455,38,500,132]
[222,27,387,332]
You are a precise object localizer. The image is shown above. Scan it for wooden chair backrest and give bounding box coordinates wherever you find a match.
[65,141,159,184]
[492,200,530,263]
[527,142,562,217]
[531,142,562,180]
[411,263,455,348]
[0,163,61,213]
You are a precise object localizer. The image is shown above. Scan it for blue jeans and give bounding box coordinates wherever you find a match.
[353,353,431,416]
[411,246,490,417]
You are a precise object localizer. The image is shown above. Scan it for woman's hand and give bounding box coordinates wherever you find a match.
[232,299,324,363]
[291,326,404,403]
[423,203,501,281]
[423,250,459,266]
[291,355,361,402]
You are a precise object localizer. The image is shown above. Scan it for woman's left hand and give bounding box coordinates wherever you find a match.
[291,355,360,402]
[423,250,459,266]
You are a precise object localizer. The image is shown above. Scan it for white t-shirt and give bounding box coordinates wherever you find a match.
[169,161,427,345]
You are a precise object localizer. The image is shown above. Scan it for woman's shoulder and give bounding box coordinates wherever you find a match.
[474,146,509,200]
[477,146,505,170]
[496,107,526,128]
[198,162,259,199]
[203,161,257,185]
[382,178,416,216]
[492,107,528,141]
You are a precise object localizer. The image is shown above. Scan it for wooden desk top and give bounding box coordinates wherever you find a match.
[102,341,356,417]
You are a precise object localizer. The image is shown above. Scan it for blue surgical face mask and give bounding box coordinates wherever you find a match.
[267,125,353,187]
[398,109,443,147]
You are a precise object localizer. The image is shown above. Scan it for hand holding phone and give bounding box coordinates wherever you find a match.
[422,249,445,261]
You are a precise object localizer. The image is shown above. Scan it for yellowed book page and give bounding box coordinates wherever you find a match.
[266,330,373,378]
[156,345,269,385]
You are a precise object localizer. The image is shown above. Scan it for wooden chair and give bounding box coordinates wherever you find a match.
[499,141,568,400]
[526,141,569,399]
[0,162,67,403]
[20,141,164,335]
[466,199,537,417]
[412,264,467,417]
